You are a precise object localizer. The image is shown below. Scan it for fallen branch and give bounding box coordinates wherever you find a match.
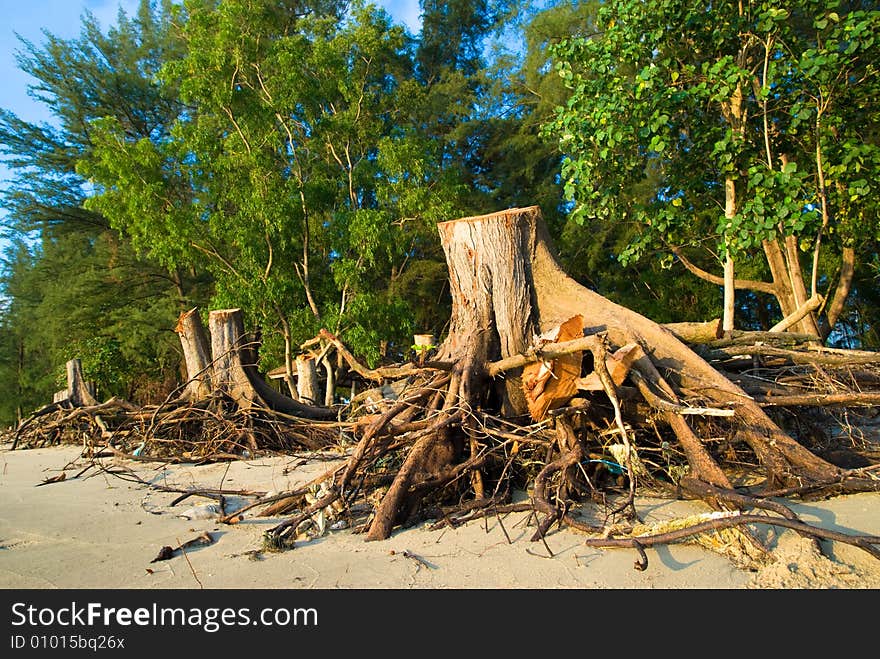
[319,328,452,381]
[755,392,880,407]
[487,335,601,377]
[700,344,880,366]
[584,513,880,569]
[769,294,824,333]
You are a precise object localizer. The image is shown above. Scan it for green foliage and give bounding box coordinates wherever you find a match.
[5,0,877,425]
[544,0,880,336]
[0,1,207,421]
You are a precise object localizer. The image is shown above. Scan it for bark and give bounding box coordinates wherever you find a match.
[208,309,335,420]
[322,356,336,407]
[64,359,98,407]
[822,246,856,339]
[723,253,735,334]
[762,238,822,336]
[784,234,821,335]
[174,308,212,401]
[279,316,298,399]
[723,175,736,335]
[663,319,722,344]
[521,315,584,421]
[769,294,823,333]
[435,209,538,417]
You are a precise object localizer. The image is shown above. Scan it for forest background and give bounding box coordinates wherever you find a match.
[1,0,877,427]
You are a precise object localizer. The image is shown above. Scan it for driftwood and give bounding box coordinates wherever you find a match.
[770,294,824,333]
[662,319,722,344]
[8,205,880,571]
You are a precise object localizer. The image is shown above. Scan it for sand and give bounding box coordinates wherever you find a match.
[1,443,879,590]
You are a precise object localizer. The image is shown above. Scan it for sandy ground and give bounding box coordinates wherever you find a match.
[1,443,879,590]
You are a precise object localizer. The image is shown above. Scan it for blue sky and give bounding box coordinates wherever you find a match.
[0,0,423,231]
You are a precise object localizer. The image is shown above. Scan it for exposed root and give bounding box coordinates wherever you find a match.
[6,208,880,572]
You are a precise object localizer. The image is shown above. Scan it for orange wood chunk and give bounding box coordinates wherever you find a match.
[576,343,644,391]
[522,315,584,421]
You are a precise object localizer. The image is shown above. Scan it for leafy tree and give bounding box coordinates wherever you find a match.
[0,0,205,421]
[80,0,464,380]
[545,0,880,342]
[0,241,54,424]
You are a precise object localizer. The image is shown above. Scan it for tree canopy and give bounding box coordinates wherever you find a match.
[544,0,880,339]
[1,0,878,426]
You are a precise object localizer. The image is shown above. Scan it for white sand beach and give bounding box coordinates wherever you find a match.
[1,443,879,590]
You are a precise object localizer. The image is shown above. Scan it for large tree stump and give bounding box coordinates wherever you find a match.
[434,210,539,416]
[422,207,839,504]
[285,207,868,546]
[296,354,322,406]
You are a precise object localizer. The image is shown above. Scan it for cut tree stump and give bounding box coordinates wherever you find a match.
[359,206,852,541]
[296,354,322,406]
[64,359,98,407]
[438,206,843,487]
[175,308,212,401]
[12,206,879,564]
[206,309,335,420]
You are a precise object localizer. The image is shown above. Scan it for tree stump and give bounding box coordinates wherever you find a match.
[175,308,212,401]
[296,354,322,406]
[436,207,841,486]
[337,206,856,542]
[207,309,335,420]
[65,359,98,407]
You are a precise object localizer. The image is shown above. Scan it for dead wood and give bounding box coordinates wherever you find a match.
[701,330,821,348]
[10,204,880,572]
[151,531,215,563]
[770,294,824,333]
[209,309,336,420]
[64,359,98,407]
[319,328,452,382]
[662,319,722,343]
[175,308,212,401]
[754,392,880,407]
[583,511,880,567]
[698,343,880,365]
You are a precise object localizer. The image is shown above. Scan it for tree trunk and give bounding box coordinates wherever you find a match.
[822,245,855,339]
[358,206,848,542]
[208,309,335,420]
[435,211,537,416]
[323,356,336,407]
[296,354,322,406]
[723,178,736,335]
[64,359,98,407]
[174,308,212,401]
[762,238,822,336]
[278,315,299,399]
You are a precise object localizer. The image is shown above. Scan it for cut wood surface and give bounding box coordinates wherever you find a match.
[522,315,584,421]
[576,343,642,392]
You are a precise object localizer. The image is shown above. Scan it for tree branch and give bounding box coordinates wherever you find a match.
[671,246,776,294]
